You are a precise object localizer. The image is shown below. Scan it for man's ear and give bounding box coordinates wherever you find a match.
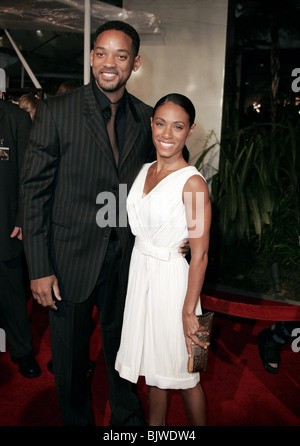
[133,55,142,72]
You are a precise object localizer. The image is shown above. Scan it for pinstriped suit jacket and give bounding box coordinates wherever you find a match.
[21,82,154,303]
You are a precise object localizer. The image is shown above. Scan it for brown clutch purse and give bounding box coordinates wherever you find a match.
[187,311,214,373]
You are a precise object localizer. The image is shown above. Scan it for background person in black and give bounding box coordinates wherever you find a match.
[0,69,40,378]
[257,321,300,373]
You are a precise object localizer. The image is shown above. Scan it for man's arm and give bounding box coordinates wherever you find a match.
[21,100,62,309]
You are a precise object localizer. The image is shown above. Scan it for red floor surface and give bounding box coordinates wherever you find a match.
[0,296,299,429]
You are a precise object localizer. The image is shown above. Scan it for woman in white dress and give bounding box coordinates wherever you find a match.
[115,94,211,426]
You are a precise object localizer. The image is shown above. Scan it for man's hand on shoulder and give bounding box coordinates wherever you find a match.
[179,238,190,257]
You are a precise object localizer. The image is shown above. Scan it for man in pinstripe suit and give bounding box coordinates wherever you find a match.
[21,21,155,426]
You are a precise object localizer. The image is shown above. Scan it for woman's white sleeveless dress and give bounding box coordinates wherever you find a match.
[115,162,204,389]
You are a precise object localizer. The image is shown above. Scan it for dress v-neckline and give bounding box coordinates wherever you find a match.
[141,162,191,199]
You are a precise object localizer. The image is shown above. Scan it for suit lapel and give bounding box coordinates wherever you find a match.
[83,84,116,168]
[119,95,140,170]
[83,84,141,171]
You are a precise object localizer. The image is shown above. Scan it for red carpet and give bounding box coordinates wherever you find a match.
[0,294,299,427]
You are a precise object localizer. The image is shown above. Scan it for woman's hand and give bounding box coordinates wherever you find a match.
[182,311,209,357]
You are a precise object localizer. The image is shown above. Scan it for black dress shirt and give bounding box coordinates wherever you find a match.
[92,79,126,158]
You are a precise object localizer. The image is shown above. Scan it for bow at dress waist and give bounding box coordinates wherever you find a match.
[134,237,182,262]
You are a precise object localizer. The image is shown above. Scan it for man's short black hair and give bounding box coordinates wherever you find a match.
[94,21,140,56]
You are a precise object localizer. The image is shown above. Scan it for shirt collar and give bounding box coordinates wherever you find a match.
[92,79,127,112]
